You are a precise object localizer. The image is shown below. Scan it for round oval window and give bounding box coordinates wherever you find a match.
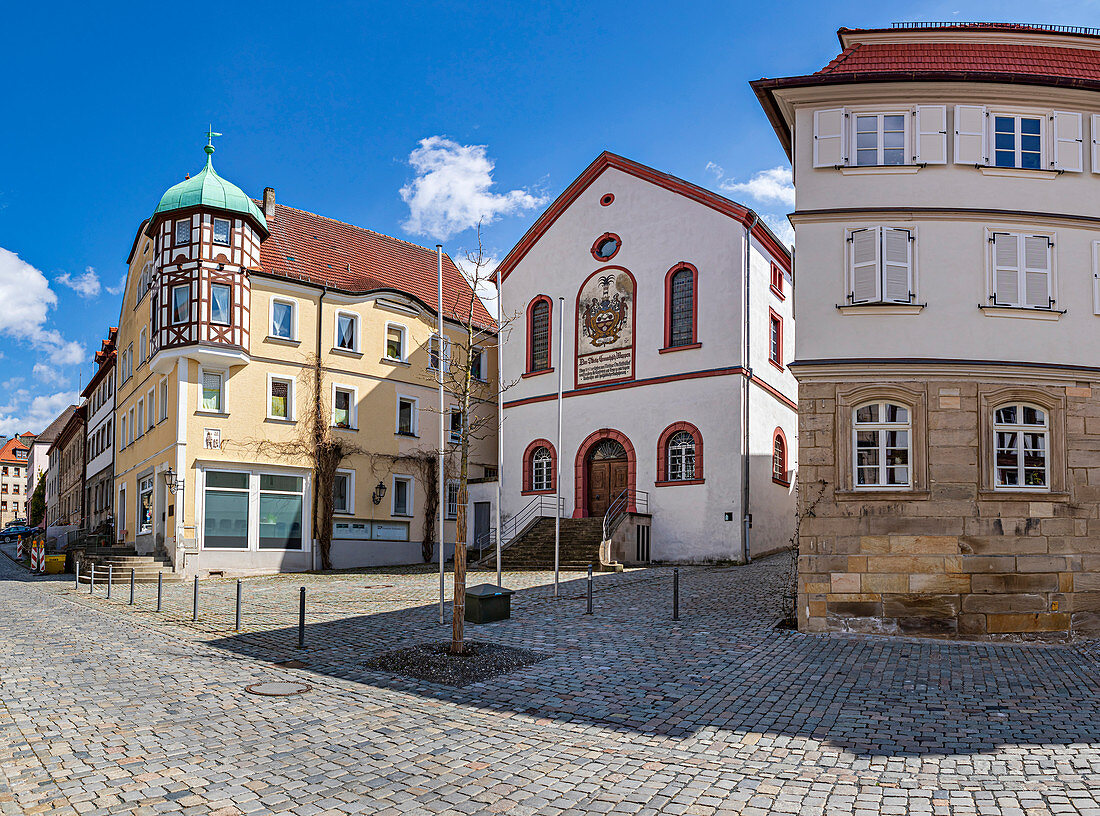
[594,236,618,259]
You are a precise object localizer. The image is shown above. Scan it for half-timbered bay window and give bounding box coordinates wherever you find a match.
[993,404,1048,490]
[174,219,191,246]
[989,232,1055,309]
[210,284,231,325]
[212,218,231,246]
[853,402,910,489]
[847,227,914,304]
[171,285,190,325]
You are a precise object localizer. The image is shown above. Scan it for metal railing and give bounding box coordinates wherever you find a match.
[890,21,1100,36]
[474,494,565,555]
[603,489,649,543]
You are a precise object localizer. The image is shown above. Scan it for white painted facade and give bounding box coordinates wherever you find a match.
[497,155,797,563]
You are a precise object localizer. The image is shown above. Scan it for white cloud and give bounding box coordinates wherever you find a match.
[0,247,86,367]
[32,363,64,385]
[106,274,126,296]
[761,214,795,248]
[0,390,78,437]
[708,163,795,208]
[400,137,547,241]
[57,266,102,298]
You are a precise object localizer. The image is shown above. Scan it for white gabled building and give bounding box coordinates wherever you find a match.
[495,152,796,566]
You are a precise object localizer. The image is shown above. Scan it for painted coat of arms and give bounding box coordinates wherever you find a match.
[582,275,631,347]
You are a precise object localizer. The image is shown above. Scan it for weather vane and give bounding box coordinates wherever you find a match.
[206,125,223,148]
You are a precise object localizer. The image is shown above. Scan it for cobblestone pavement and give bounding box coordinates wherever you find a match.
[5,552,1100,815]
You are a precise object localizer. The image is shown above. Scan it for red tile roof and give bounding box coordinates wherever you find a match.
[816,42,1100,81]
[0,435,31,465]
[257,203,495,328]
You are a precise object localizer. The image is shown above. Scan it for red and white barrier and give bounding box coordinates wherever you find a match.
[29,540,45,573]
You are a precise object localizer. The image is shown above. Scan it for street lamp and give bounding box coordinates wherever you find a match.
[371,480,387,505]
[162,467,183,495]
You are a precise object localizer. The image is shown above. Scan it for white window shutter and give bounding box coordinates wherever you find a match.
[1094,241,1100,314]
[882,228,913,303]
[1023,235,1052,308]
[914,106,947,164]
[849,228,880,304]
[1092,115,1100,174]
[954,105,988,165]
[992,233,1020,306]
[813,108,847,167]
[1051,111,1083,172]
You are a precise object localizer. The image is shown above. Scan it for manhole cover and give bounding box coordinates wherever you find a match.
[245,681,311,696]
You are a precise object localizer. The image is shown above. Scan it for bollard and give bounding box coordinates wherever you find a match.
[298,587,306,648]
[585,564,593,615]
[156,571,163,612]
[75,561,80,590]
[673,567,680,621]
[89,564,95,594]
[107,565,113,599]
[129,568,135,605]
[235,579,242,631]
[192,576,199,621]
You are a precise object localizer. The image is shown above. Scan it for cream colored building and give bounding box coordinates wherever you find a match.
[0,434,33,526]
[114,141,497,576]
[754,22,1100,637]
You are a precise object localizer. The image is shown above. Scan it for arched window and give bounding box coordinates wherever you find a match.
[993,403,1048,490]
[664,264,698,350]
[853,402,910,488]
[527,297,551,373]
[772,430,788,485]
[667,431,696,480]
[523,439,556,493]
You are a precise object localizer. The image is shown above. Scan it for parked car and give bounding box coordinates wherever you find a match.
[3,518,26,530]
[0,525,36,543]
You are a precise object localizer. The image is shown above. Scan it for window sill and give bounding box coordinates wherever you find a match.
[265,417,296,424]
[837,303,925,315]
[835,489,931,501]
[522,368,554,379]
[521,489,556,496]
[391,513,414,519]
[196,411,230,418]
[659,343,701,354]
[838,165,922,175]
[381,357,410,367]
[772,477,791,487]
[395,431,419,439]
[654,479,705,487]
[331,347,363,358]
[769,359,785,372]
[265,336,300,347]
[978,166,1059,180]
[978,489,1069,502]
[980,306,1063,321]
[770,285,785,300]
[332,424,359,432]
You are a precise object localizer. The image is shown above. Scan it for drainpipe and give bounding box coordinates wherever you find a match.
[741,213,759,565]
[312,285,327,573]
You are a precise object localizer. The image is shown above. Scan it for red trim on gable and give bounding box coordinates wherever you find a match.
[495,152,791,283]
[521,438,557,495]
[663,262,699,351]
[656,421,704,486]
[573,428,637,519]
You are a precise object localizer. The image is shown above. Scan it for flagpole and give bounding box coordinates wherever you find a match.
[437,245,445,624]
[554,296,564,598]
[495,277,503,587]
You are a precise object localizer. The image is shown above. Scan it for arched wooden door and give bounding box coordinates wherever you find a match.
[587,439,628,518]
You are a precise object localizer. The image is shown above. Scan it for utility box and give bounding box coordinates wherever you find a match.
[464,584,514,624]
[44,555,66,575]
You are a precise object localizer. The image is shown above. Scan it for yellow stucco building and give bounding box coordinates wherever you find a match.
[114,141,497,575]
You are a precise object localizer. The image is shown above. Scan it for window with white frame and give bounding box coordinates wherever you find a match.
[139,329,147,364]
[333,386,355,428]
[213,218,231,246]
[990,232,1054,309]
[993,403,1049,490]
[201,371,224,413]
[159,379,168,422]
[385,323,406,361]
[848,227,914,305]
[993,115,1043,169]
[147,389,155,430]
[333,470,353,514]
[271,299,296,340]
[258,474,304,550]
[531,446,552,491]
[853,402,911,489]
[854,113,907,166]
[445,480,459,519]
[449,408,463,443]
[954,107,1082,171]
[396,396,417,436]
[470,346,485,380]
[127,408,134,445]
[120,415,127,449]
[667,431,696,481]
[174,219,191,246]
[269,377,293,420]
[136,399,144,437]
[171,284,190,324]
[138,475,154,534]
[428,336,451,371]
[392,475,412,516]
[203,471,249,549]
[210,284,231,325]
[335,312,358,352]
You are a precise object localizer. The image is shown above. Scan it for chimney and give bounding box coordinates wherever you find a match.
[263,187,276,221]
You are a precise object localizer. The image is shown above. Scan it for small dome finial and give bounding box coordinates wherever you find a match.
[204,125,222,161]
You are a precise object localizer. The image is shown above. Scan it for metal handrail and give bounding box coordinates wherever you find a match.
[890,21,1100,36]
[603,489,649,542]
[474,493,565,553]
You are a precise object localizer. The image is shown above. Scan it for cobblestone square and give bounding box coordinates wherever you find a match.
[4,552,1100,815]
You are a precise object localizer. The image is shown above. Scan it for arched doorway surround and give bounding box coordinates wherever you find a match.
[573,428,637,518]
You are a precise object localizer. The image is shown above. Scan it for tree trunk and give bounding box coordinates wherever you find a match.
[450,323,476,655]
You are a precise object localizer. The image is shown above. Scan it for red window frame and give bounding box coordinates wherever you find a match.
[772,428,790,486]
[655,421,704,486]
[770,262,785,299]
[524,295,553,377]
[661,262,700,353]
[522,439,557,494]
[768,309,783,371]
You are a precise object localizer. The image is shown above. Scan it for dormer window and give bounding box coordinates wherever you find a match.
[213,218,231,246]
[210,284,231,325]
[175,219,191,246]
[171,285,190,325]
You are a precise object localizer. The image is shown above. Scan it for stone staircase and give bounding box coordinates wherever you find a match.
[491,517,605,570]
[79,548,182,583]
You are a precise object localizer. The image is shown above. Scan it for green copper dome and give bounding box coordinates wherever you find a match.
[151,143,268,235]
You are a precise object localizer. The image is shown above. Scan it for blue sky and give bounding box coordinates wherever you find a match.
[0,0,1095,435]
